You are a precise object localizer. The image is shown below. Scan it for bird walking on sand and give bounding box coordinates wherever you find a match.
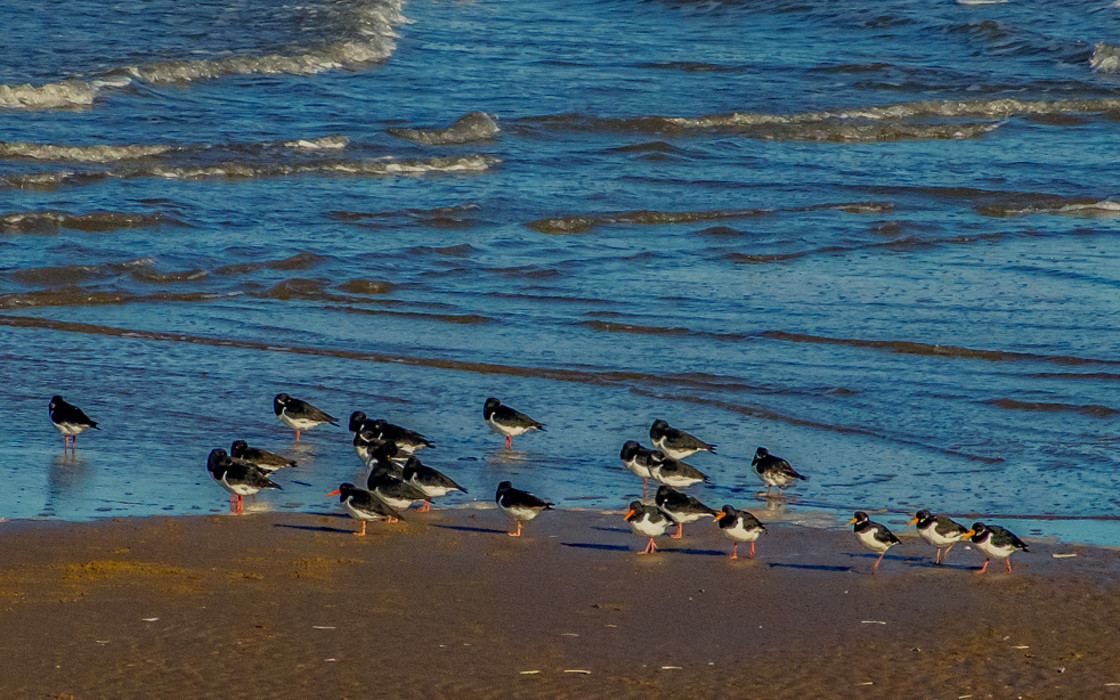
[909,509,968,565]
[230,440,296,472]
[714,505,767,559]
[326,482,403,536]
[273,393,338,442]
[48,395,99,452]
[495,481,553,536]
[752,447,807,498]
[961,522,1028,574]
[655,485,717,539]
[207,448,282,515]
[850,511,900,573]
[483,398,545,449]
[619,440,665,498]
[649,419,715,460]
[624,500,673,554]
[402,456,467,512]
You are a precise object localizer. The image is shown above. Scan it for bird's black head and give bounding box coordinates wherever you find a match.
[649,450,667,466]
[230,440,249,458]
[624,500,645,521]
[620,440,641,460]
[752,447,770,465]
[331,483,357,501]
[348,411,367,433]
[207,448,230,476]
[495,481,512,500]
[850,511,869,527]
[969,522,988,540]
[483,397,501,417]
[273,394,290,414]
[915,509,932,521]
[369,440,399,460]
[649,419,669,437]
[49,395,64,409]
[654,484,676,502]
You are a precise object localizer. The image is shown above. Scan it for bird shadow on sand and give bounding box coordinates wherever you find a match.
[846,552,928,563]
[590,525,629,534]
[768,562,853,573]
[665,546,730,557]
[431,523,508,535]
[561,542,632,552]
[273,523,355,534]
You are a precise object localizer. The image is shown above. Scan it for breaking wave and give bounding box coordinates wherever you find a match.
[388,112,501,145]
[0,211,186,235]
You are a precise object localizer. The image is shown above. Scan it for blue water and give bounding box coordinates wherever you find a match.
[2,0,1119,544]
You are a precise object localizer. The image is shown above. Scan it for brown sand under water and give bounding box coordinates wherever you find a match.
[0,510,1118,698]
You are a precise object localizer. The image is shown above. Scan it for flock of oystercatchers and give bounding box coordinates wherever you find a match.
[47,392,1028,574]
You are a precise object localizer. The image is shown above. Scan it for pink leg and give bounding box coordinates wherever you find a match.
[639,538,656,554]
[641,479,648,499]
[935,547,942,565]
[975,558,990,575]
[730,543,738,560]
[354,521,367,537]
[749,541,756,558]
[943,542,956,563]
[671,523,683,539]
[1005,558,1013,574]
[504,435,512,449]
[873,551,886,572]
[419,501,432,512]
[508,520,522,537]
[295,429,301,443]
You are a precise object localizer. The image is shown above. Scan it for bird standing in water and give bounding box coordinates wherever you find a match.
[273,393,338,442]
[48,395,99,452]
[483,398,545,449]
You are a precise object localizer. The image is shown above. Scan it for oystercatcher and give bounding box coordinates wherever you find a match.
[326,482,403,536]
[48,395,99,451]
[624,500,673,554]
[483,398,544,449]
[655,485,717,539]
[649,419,715,460]
[273,393,338,442]
[752,447,807,498]
[961,522,1028,574]
[850,511,900,573]
[714,505,767,559]
[206,448,281,515]
[495,481,553,536]
[619,440,665,498]
[909,509,968,565]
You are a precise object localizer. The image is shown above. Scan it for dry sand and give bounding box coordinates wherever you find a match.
[1,508,1118,698]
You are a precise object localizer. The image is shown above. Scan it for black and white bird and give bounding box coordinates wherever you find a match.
[273,393,338,442]
[649,456,709,490]
[849,511,900,573]
[655,485,717,539]
[325,482,403,536]
[206,448,282,515]
[401,456,467,512]
[752,447,808,498]
[483,398,545,449]
[364,441,406,478]
[619,441,666,499]
[366,462,428,517]
[48,395,99,451]
[714,505,767,559]
[348,410,375,436]
[649,419,716,460]
[495,481,553,536]
[909,509,969,565]
[229,440,296,473]
[961,522,1029,574]
[353,426,387,463]
[624,500,673,555]
[365,418,434,455]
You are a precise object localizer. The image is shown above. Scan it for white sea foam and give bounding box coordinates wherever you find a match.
[0,0,405,110]
[1090,42,1120,73]
[388,112,501,145]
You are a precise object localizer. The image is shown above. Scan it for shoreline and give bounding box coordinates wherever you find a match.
[2,509,1119,697]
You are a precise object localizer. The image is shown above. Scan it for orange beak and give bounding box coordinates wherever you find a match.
[907,517,919,527]
[961,529,974,539]
[325,489,341,498]
[624,509,635,520]
[847,517,858,525]
[713,511,727,523]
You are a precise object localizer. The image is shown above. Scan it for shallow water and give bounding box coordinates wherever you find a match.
[2,0,1119,544]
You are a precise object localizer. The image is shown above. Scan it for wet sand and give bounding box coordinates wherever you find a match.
[1,508,1118,698]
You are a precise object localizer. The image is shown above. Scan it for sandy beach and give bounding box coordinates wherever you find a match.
[1,508,1118,698]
